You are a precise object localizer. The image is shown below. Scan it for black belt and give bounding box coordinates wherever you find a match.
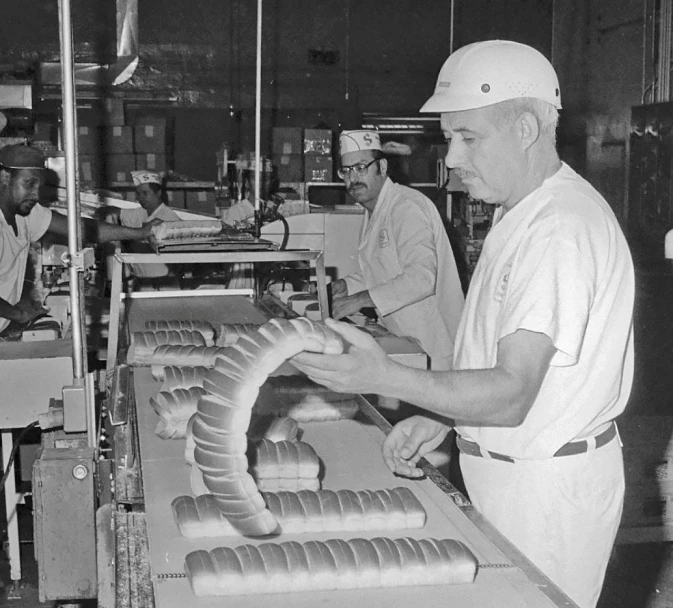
[456,422,618,463]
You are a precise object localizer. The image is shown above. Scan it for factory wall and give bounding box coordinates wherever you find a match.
[0,0,646,215]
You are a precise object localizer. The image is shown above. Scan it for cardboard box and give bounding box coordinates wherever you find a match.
[272,127,303,155]
[104,126,134,154]
[79,155,101,184]
[304,154,333,182]
[185,190,216,215]
[134,121,167,154]
[77,98,125,127]
[273,154,303,182]
[101,154,136,183]
[136,153,166,172]
[77,126,102,155]
[165,190,185,208]
[304,128,332,155]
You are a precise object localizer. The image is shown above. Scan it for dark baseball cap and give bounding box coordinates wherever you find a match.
[0,145,45,170]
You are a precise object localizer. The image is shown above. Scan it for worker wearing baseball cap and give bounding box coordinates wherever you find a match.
[332,128,464,372]
[0,145,163,331]
[292,41,633,608]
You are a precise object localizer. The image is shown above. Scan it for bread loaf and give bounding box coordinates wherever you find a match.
[145,320,215,344]
[144,345,223,368]
[152,219,222,241]
[160,365,210,392]
[127,330,208,365]
[150,387,207,439]
[215,323,261,347]
[173,487,426,538]
[185,536,477,596]
[193,317,343,536]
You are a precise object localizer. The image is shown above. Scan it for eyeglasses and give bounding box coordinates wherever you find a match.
[337,158,378,180]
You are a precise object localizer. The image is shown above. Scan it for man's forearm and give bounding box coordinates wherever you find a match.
[86,218,148,243]
[375,360,530,427]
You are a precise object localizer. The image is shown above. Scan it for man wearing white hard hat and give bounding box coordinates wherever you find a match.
[0,145,162,331]
[292,40,633,608]
[105,170,181,283]
[331,129,464,372]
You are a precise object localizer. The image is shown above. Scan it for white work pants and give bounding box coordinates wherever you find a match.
[461,437,624,608]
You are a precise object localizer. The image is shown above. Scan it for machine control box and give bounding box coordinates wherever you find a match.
[33,446,97,601]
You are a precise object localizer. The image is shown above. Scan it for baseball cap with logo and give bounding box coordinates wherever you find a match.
[339,130,382,156]
[0,145,46,170]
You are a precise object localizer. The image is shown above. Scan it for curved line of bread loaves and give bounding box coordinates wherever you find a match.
[194,317,344,536]
[186,536,477,596]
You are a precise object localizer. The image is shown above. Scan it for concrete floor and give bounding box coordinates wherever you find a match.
[3,235,673,607]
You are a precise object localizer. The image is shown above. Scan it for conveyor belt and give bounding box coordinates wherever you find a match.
[126,294,572,607]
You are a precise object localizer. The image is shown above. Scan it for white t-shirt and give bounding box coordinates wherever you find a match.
[119,203,180,278]
[343,178,464,369]
[0,204,52,333]
[454,163,635,459]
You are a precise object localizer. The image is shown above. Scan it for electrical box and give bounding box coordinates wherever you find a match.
[33,447,97,601]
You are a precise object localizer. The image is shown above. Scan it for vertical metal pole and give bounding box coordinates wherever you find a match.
[253,0,263,238]
[58,0,94,445]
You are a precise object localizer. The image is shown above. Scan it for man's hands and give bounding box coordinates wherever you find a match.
[382,415,451,478]
[140,218,163,239]
[332,289,375,320]
[291,317,393,395]
[10,300,49,326]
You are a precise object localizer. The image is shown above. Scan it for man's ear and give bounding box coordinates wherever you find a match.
[519,112,541,151]
[378,157,388,177]
[0,168,10,186]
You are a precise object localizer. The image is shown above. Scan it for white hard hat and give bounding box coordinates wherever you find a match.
[420,40,561,113]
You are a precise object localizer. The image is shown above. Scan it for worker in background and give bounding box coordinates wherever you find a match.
[292,40,634,608]
[0,145,162,331]
[330,129,464,371]
[103,170,181,288]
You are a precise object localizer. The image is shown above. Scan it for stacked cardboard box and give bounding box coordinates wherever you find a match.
[76,100,169,186]
[303,128,333,182]
[272,127,303,183]
[185,190,216,215]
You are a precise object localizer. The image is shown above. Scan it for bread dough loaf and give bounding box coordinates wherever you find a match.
[173,487,426,538]
[150,387,207,439]
[127,330,208,365]
[144,345,224,368]
[215,323,261,347]
[151,219,222,241]
[185,415,299,469]
[185,536,477,595]
[160,365,210,392]
[193,317,343,536]
[145,320,215,344]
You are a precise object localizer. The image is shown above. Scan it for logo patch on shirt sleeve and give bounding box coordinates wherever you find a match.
[378,229,390,248]
[494,263,512,302]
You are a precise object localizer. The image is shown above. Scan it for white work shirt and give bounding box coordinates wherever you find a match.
[0,204,52,333]
[454,163,635,459]
[119,203,180,278]
[344,178,464,369]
